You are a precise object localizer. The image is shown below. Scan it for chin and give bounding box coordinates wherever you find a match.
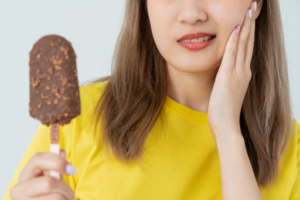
[174,64,215,73]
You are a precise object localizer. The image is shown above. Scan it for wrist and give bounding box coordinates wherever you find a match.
[214,131,245,150]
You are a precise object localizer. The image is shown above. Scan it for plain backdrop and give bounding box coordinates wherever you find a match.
[0,0,299,198]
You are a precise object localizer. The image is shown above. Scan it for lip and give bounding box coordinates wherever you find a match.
[177,36,216,51]
[177,32,216,42]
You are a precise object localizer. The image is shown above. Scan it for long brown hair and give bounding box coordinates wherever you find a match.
[92,0,295,187]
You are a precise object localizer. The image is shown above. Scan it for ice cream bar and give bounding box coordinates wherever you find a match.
[29,35,80,126]
[28,35,80,180]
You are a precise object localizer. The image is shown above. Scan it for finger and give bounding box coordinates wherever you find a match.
[245,3,256,66]
[235,3,253,73]
[19,151,76,183]
[12,176,74,200]
[220,25,241,73]
[45,149,67,177]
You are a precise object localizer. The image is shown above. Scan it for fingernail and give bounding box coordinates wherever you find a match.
[248,9,252,19]
[66,164,77,175]
[235,25,241,33]
[254,2,257,12]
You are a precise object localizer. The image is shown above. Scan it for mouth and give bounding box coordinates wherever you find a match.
[177,35,216,51]
[178,35,216,43]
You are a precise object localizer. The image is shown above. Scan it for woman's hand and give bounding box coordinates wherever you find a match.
[207,2,256,141]
[9,150,76,200]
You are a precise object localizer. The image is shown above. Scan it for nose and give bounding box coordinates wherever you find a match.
[177,0,208,25]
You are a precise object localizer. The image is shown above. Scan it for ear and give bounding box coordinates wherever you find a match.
[254,0,264,19]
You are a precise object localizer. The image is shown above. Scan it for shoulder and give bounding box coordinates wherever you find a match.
[77,80,109,117]
[295,118,300,152]
[79,80,109,103]
[291,118,300,147]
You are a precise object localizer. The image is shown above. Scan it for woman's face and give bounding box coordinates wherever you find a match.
[147,0,253,73]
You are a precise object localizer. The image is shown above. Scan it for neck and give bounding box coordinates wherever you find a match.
[166,64,219,113]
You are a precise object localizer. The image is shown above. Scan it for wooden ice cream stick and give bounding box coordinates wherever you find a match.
[50,123,60,180]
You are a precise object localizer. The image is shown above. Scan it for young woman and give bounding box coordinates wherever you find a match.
[4,0,300,199]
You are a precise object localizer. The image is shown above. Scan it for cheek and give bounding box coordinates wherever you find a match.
[148,3,174,56]
[212,3,248,51]
[213,3,246,31]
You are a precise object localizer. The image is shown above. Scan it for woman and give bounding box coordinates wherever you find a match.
[4,0,300,199]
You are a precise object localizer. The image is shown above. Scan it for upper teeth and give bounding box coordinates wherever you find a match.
[180,36,213,42]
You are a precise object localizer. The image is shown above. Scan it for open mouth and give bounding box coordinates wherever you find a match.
[178,35,216,43]
[209,35,216,40]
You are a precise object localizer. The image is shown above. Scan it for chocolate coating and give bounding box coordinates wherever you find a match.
[29,35,81,126]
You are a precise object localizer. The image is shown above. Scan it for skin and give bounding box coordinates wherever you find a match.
[148,0,264,199]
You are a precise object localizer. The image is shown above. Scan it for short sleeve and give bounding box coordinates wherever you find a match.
[289,119,300,199]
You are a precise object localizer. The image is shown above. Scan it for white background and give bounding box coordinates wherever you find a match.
[0,0,299,198]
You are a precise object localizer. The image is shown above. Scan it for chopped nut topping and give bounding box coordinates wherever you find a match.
[51,85,58,93]
[48,67,53,74]
[37,54,41,59]
[37,103,42,108]
[54,99,59,104]
[36,90,40,94]
[68,83,76,88]
[60,46,69,55]
[46,100,52,105]
[62,77,68,86]
[65,55,69,60]
[64,113,69,118]
[55,65,62,70]
[63,96,70,100]
[50,43,54,46]
[41,93,46,99]
[45,86,51,90]
[55,93,61,99]
[60,87,65,94]
[31,77,40,88]
[60,46,64,51]
[52,59,58,65]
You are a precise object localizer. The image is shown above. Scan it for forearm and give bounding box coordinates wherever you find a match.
[215,133,263,200]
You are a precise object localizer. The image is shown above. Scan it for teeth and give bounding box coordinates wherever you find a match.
[180,36,214,43]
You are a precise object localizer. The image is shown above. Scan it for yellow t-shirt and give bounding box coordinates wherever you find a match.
[3,80,300,200]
